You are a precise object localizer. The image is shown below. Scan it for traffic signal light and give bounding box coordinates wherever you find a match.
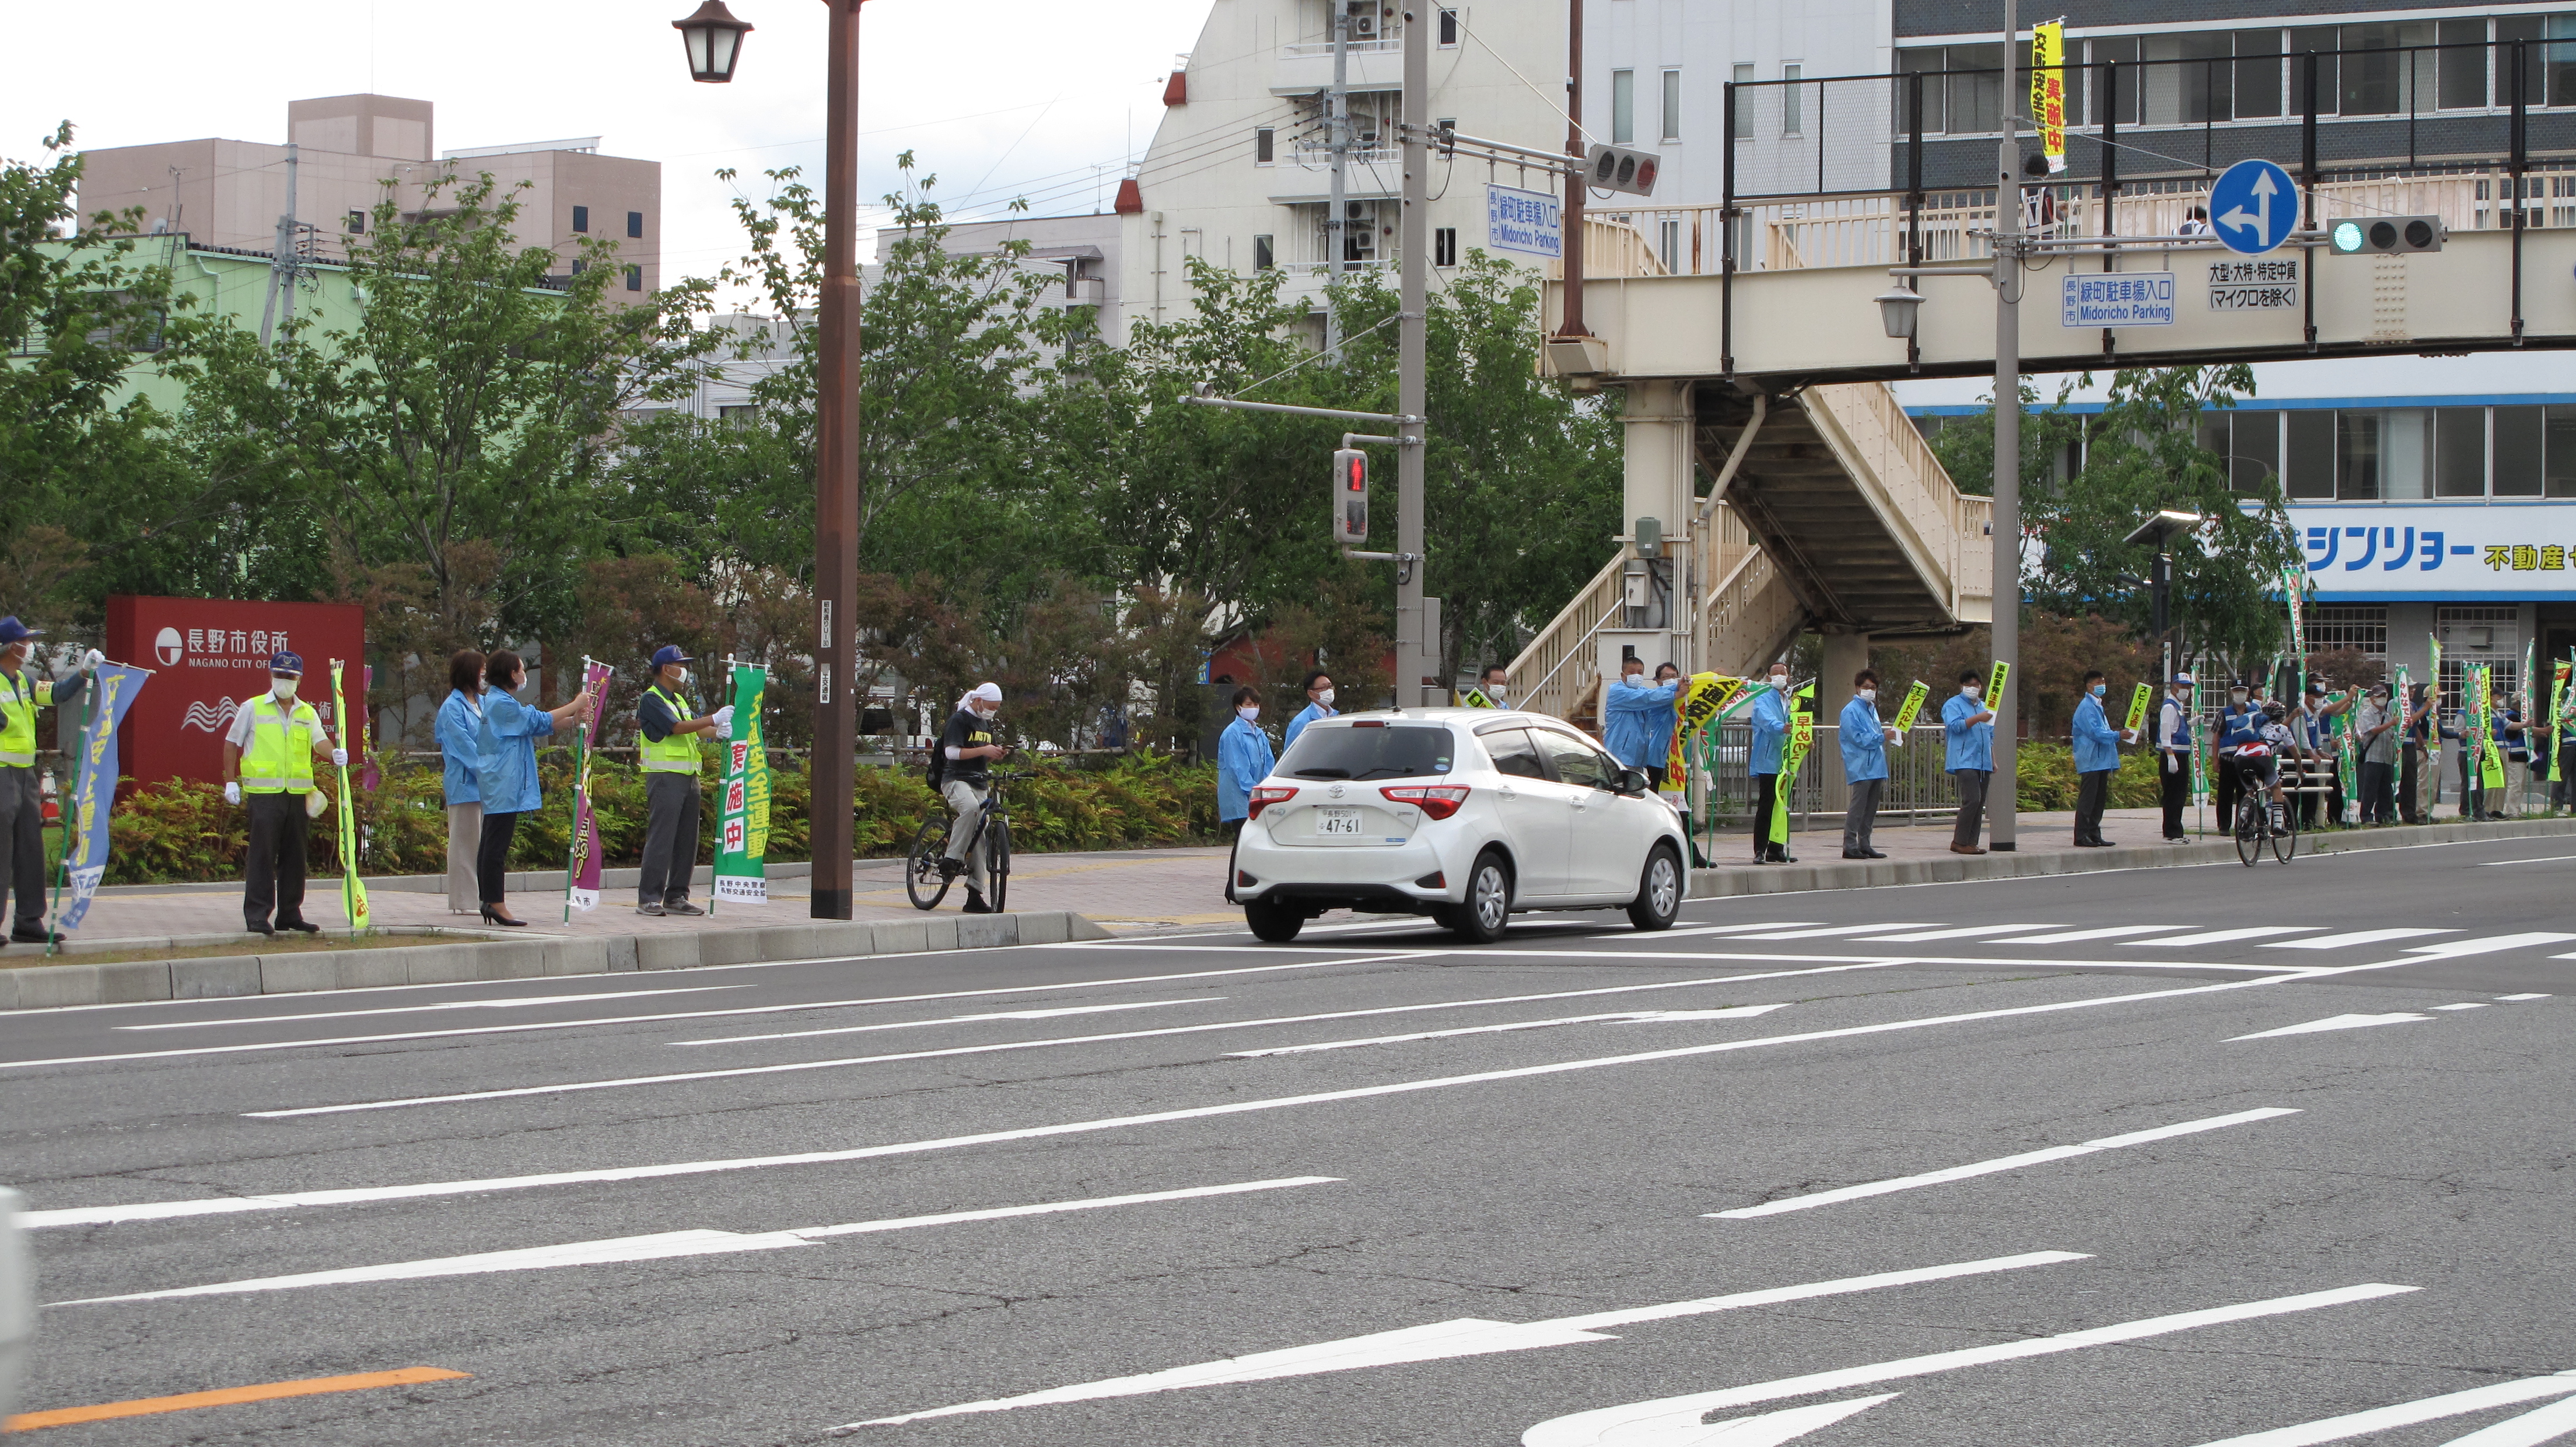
[1332,448,1368,546]
[1583,144,1660,197]
[2328,215,2444,255]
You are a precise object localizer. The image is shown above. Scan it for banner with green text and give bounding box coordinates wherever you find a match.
[714,663,771,906]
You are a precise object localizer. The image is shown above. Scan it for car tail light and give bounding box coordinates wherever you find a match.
[1381,784,1471,820]
[1248,785,1297,819]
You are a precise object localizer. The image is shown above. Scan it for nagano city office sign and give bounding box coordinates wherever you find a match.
[2293,504,2576,600]
[103,596,366,787]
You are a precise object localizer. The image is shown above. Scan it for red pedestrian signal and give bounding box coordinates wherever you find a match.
[1332,448,1368,546]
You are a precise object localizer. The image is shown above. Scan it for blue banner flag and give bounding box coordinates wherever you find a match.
[54,662,150,932]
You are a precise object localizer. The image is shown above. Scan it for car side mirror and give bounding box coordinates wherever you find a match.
[1617,767,1651,796]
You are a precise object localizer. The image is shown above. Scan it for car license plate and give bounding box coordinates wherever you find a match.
[1315,808,1362,837]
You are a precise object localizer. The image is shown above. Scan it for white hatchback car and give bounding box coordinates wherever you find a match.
[1229,707,1689,943]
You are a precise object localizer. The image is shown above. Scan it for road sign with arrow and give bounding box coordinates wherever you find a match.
[2210,159,2298,256]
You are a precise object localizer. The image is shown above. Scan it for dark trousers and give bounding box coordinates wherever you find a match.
[1751,771,1783,858]
[244,791,312,929]
[1644,765,1667,792]
[2215,756,2244,834]
[1842,778,1883,854]
[1951,768,1989,847]
[2074,769,2112,844]
[0,766,43,929]
[2558,742,2576,807]
[477,809,520,907]
[639,771,702,906]
[2399,745,2425,823]
[2159,754,2189,837]
[2358,760,2396,823]
[2459,752,2486,818]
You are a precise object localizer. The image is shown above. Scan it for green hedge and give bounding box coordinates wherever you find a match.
[95,753,1222,886]
[2011,742,2165,812]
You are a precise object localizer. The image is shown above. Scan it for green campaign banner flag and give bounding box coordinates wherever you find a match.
[2123,683,2154,736]
[2477,665,2508,792]
[1769,684,1817,847]
[1889,679,1930,735]
[713,663,771,906]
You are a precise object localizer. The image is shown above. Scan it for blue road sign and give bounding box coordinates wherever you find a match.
[2210,159,2298,256]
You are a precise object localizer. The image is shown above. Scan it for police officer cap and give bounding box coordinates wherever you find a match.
[270,651,304,676]
[651,644,693,669]
[2171,671,2195,686]
[0,616,43,646]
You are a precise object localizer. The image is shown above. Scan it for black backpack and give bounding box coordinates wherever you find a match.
[925,729,947,792]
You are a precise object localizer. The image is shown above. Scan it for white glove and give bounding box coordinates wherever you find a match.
[712,704,736,739]
[223,781,242,805]
[331,747,348,767]
[83,648,103,670]
[2164,752,2179,775]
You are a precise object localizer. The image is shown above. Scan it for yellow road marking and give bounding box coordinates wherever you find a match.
[7,1366,469,1430]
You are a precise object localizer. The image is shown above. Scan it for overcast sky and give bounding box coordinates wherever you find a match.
[9,0,1210,309]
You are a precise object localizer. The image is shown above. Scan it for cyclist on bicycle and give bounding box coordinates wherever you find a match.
[2236,701,2296,837]
[937,681,1010,913]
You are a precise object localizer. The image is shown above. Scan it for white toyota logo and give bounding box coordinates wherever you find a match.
[154,627,183,666]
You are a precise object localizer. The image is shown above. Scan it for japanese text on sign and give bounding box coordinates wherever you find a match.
[2062,272,2174,326]
[2208,258,2300,310]
[1484,184,1562,260]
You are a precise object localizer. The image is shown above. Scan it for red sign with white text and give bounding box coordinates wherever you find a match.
[104,596,366,788]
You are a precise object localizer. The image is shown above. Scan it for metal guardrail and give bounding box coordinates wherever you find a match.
[1688,722,1965,843]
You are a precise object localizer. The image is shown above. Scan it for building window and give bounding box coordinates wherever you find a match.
[2234,30,2284,119]
[1255,127,1274,165]
[1438,8,1460,47]
[1611,69,1635,145]
[1254,233,1274,271]
[2437,605,2521,712]
[2437,407,2490,497]
[1731,63,1755,138]
[2335,411,2381,499]
[2437,19,2488,109]
[625,264,643,292]
[2547,406,2576,496]
[1658,218,1679,272]
[572,205,589,234]
[1782,63,1803,135]
[2228,411,2280,493]
[628,211,643,239]
[345,209,366,235]
[2494,405,2543,496]
[1661,69,1682,142]
[2284,410,2333,498]
[1434,226,1457,266]
[2308,605,2388,656]
[570,259,587,276]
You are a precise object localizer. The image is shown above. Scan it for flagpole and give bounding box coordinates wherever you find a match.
[566,655,590,924]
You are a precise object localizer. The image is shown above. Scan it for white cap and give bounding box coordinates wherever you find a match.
[968,682,1003,703]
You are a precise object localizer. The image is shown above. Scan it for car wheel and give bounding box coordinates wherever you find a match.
[1244,896,1304,943]
[1626,844,1684,931]
[1449,850,1512,943]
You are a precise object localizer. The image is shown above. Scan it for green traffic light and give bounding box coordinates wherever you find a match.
[2332,221,2364,253]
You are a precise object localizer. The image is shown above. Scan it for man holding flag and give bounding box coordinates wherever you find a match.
[0,617,99,947]
[637,645,733,917]
[219,652,345,936]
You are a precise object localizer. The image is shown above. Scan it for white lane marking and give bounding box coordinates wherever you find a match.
[1227,1005,1792,1057]
[2182,1373,2576,1447]
[0,956,1427,1071]
[2500,993,2553,1001]
[1704,1107,2299,1219]
[841,1252,2087,1428]
[1651,923,1824,938]
[2265,928,2455,950]
[2004,925,2191,944]
[256,964,1903,1117]
[2431,1002,2491,1011]
[2409,932,2576,957]
[49,956,2425,1229]
[105,987,797,1031]
[1520,1283,2420,1447]
[2479,853,2576,865]
[2125,927,2325,948]
[2435,1392,2576,1446]
[659,997,1215,1047]
[2231,1013,2434,1040]
[51,1177,1338,1306]
[1684,1396,1903,1446]
[1726,924,1937,941]
[1852,924,2056,943]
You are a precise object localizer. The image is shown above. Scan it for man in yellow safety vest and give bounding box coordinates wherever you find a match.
[0,616,99,948]
[219,651,346,936]
[636,644,733,917]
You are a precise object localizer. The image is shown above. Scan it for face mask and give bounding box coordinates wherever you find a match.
[1769,674,1788,689]
[1237,705,1260,722]
[2092,683,2107,697]
[1486,684,1506,700]
[2231,691,2248,703]
[673,669,689,688]
[272,677,299,702]
[1859,688,1877,702]
[1962,684,1981,698]
[1315,689,1335,708]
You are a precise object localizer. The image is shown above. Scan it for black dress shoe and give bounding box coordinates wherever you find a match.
[1842,850,1870,859]
[10,926,55,945]
[246,923,275,937]
[1777,854,1797,864]
[479,906,529,928]
[279,920,321,935]
[1863,850,1888,859]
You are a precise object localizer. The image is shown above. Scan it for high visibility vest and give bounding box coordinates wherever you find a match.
[240,694,322,794]
[0,670,51,767]
[640,686,702,773]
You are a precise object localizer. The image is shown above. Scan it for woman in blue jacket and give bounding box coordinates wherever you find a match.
[473,650,592,926]
[1216,685,1277,832]
[434,649,485,915]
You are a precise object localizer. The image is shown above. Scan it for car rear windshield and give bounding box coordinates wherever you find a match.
[1277,723,1457,781]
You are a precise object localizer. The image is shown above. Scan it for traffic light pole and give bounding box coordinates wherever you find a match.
[1397,5,1432,704]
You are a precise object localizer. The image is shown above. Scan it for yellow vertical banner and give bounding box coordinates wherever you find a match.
[2031,21,2067,173]
[2124,683,2155,736]
[1987,660,2011,711]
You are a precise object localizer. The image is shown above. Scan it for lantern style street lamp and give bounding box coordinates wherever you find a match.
[672,2,754,84]
[674,1,864,922]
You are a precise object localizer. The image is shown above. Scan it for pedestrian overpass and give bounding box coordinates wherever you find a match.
[1508,164,2576,726]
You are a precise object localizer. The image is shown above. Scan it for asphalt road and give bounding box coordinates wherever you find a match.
[8,830,2576,1445]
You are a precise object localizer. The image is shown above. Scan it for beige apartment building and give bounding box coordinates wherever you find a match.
[78,94,663,299]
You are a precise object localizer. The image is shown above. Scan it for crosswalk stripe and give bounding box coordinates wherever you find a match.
[2406,932,2576,958]
[2126,928,2324,948]
[2266,928,2455,950]
[1726,923,1936,940]
[2435,1390,2576,1445]
[1853,924,2058,943]
[2005,925,2190,945]
[2182,1372,2576,1446]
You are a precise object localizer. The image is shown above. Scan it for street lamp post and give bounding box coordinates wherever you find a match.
[676,0,862,921]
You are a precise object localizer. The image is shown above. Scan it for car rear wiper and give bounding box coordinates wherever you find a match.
[1350,766,1422,780]
[1293,767,1352,778]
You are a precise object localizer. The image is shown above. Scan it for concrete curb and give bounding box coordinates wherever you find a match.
[0,910,1114,1012]
[1689,816,2576,900]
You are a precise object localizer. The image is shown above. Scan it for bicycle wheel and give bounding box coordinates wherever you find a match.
[2235,806,2262,867]
[982,816,1010,913]
[905,817,954,910]
[2271,802,2298,864]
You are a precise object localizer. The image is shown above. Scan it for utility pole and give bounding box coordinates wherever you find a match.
[1325,0,1350,356]
[1397,2,1431,702]
[258,142,300,347]
[808,0,863,920]
[1990,0,2024,851]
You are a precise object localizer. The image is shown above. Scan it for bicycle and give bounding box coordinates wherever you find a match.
[905,770,1027,911]
[2234,773,2297,866]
